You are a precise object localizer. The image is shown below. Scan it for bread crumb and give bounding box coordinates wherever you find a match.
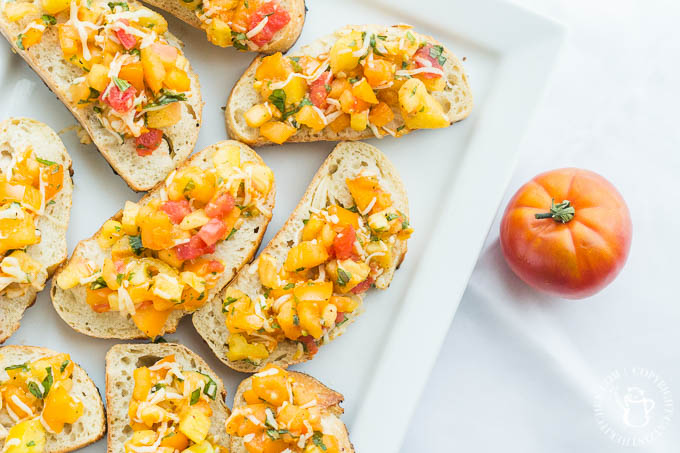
[57,124,93,145]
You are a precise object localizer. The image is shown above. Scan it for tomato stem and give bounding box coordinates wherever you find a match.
[535,199,575,223]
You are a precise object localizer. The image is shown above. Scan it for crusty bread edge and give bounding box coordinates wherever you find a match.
[141,0,306,54]
[105,342,230,453]
[230,370,354,453]
[0,344,106,453]
[50,139,275,340]
[0,118,73,344]
[225,24,473,146]
[0,7,204,192]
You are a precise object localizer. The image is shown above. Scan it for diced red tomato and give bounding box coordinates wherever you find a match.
[413,44,443,79]
[197,218,227,246]
[174,235,216,260]
[205,192,235,218]
[299,335,319,356]
[351,277,374,295]
[332,225,356,260]
[161,200,191,224]
[114,260,126,273]
[135,129,163,156]
[114,19,137,50]
[207,260,224,273]
[335,312,345,324]
[102,83,136,113]
[247,1,291,47]
[310,71,333,109]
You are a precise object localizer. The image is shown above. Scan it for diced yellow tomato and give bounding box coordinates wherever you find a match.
[297,300,322,338]
[4,2,38,22]
[2,385,37,419]
[167,166,216,204]
[259,121,296,144]
[403,94,450,129]
[295,105,325,132]
[329,31,361,73]
[206,17,231,47]
[132,366,152,400]
[226,333,270,361]
[328,78,351,99]
[283,241,329,272]
[398,77,429,113]
[131,303,171,338]
[146,102,182,128]
[351,78,379,104]
[350,110,368,131]
[56,256,93,290]
[277,300,302,340]
[244,104,273,128]
[121,201,140,235]
[137,11,167,34]
[363,58,394,87]
[160,432,190,451]
[328,259,371,293]
[137,207,175,250]
[42,382,84,433]
[98,219,123,249]
[346,175,392,214]
[294,281,333,302]
[178,406,211,443]
[3,419,45,453]
[69,80,91,104]
[369,101,394,127]
[86,63,109,92]
[282,75,307,105]
[164,67,191,92]
[328,205,359,229]
[41,0,69,14]
[0,212,39,254]
[257,253,280,288]
[328,112,350,133]
[119,62,145,92]
[255,52,292,81]
[141,47,166,93]
[251,367,289,406]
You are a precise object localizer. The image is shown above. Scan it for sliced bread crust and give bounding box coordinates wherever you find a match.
[0,118,73,343]
[226,24,472,146]
[0,345,106,453]
[141,0,306,53]
[0,1,203,192]
[230,370,354,453]
[105,343,230,453]
[194,141,409,372]
[50,140,276,339]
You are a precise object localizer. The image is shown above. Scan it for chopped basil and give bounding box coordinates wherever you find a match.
[116,273,124,285]
[42,367,53,396]
[36,157,57,166]
[60,360,70,373]
[203,377,217,400]
[111,76,130,92]
[27,381,43,399]
[312,431,327,451]
[428,44,447,66]
[151,383,165,393]
[337,268,351,286]
[129,235,143,255]
[41,14,56,25]
[128,48,141,57]
[143,90,187,110]
[283,283,295,290]
[348,77,358,84]
[264,408,278,428]
[293,314,299,326]
[385,213,399,221]
[295,267,305,272]
[289,56,302,73]
[5,363,29,372]
[226,228,237,240]
[190,388,201,405]
[396,125,405,132]
[232,32,248,50]
[153,336,167,343]
[406,31,416,44]
[268,89,286,113]
[183,179,195,192]
[93,105,103,113]
[90,276,108,290]
[26,441,35,447]
[107,1,129,10]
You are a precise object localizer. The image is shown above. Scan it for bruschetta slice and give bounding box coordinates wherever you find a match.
[0,345,106,453]
[51,140,275,339]
[0,0,203,191]
[106,343,231,453]
[0,118,73,343]
[141,0,306,53]
[226,24,472,146]
[194,141,412,372]
[227,365,353,453]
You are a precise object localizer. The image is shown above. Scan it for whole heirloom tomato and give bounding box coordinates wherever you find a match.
[500,168,632,299]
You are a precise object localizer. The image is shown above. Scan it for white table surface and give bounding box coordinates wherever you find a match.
[401,1,680,451]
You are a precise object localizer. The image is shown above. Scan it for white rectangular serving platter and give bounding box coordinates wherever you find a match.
[0,0,564,451]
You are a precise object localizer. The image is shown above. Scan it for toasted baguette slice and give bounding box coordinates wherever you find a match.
[0,0,203,192]
[141,0,306,53]
[0,345,106,453]
[0,118,73,343]
[230,369,353,453]
[194,141,409,372]
[105,343,230,453]
[51,140,275,339]
[226,24,472,146]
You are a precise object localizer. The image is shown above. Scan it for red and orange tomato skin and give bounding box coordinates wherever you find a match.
[500,168,632,299]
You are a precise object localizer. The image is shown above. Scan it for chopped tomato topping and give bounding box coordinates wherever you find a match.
[205,192,235,218]
[299,335,318,355]
[114,19,137,50]
[92,303,110,313]
[197,218,228,246]
[310,71,332,109]
[102,83,136,113]
[332,225,356,260]
[161,200,191,224]
[114,260,126,273]
[335,312,346,324]
[351,277,374,295]
[207,260,225,273]
[413,44,443,79]
[174,235,215,260]
[135,129,163,156]
[247,1,291,47]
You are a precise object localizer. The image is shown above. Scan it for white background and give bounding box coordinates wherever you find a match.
[402,0,680,452]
